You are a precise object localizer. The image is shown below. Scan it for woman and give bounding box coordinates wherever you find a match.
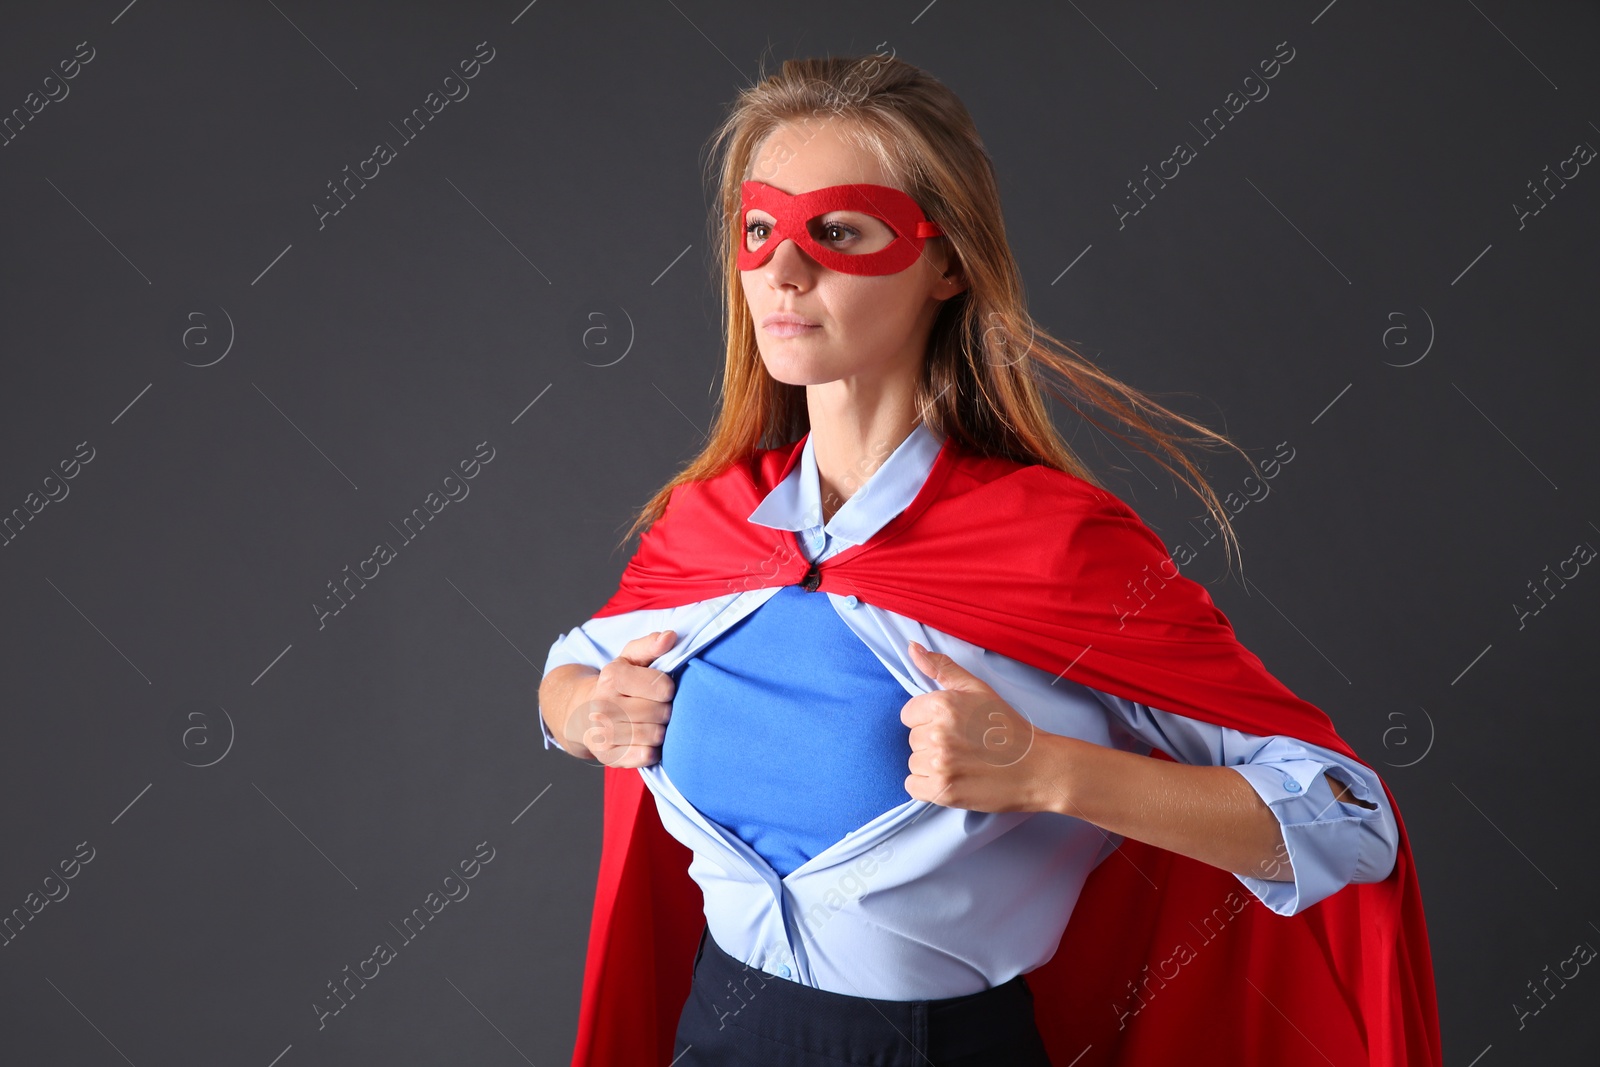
[538,54,1440,1066]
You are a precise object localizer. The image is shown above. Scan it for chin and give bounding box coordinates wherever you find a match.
[757,345,840,387]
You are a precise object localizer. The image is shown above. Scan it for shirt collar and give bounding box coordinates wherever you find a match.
[747,421,946,548]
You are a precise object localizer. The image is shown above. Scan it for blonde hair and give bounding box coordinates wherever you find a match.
[618,51,1258,573]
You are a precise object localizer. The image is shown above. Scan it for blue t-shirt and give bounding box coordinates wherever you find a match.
[658,584,914,878]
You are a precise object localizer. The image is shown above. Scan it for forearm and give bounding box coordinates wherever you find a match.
[539,663,602,761]
[1040,732,1292,882]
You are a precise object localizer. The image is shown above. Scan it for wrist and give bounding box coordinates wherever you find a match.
[543,666,601,760]
[566,672,602,761]
[1038,730,1093,818]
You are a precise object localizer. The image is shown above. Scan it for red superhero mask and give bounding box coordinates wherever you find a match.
[737,180,945,276]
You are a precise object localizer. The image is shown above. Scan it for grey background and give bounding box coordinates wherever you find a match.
[1,0,1596,1063]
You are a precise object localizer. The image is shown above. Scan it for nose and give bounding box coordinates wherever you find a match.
[759,234,819,283]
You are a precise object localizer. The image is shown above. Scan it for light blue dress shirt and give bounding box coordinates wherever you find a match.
[540,421,1399,999]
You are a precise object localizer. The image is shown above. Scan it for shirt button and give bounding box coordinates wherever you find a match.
[777,964,792,978]
[1283,776,1302,793]
[843,595,859,609]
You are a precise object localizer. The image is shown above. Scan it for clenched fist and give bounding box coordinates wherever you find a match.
[577,630,679,768]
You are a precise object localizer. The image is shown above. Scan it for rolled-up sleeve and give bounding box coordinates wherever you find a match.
[1095,693,1400,916]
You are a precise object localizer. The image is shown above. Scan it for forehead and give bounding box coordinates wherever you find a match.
[747,119,899,198]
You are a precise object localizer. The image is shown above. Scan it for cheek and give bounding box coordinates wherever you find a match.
[826,276,919,335]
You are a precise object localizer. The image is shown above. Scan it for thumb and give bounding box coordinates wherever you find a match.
[908,640,987,692]
[619,629,677,665]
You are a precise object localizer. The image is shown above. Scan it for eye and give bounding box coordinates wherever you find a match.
[814,220,860,244]
[741,216,866,253]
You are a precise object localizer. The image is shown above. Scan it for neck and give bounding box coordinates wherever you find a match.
[806,387,920,524]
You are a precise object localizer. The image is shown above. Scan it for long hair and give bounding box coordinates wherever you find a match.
[617,51,1258,573]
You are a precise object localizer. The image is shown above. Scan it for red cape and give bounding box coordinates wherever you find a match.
[563,431,1442,1066]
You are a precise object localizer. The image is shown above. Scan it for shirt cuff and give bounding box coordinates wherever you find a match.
[538,705,563,752]
[1228,759,1393,916]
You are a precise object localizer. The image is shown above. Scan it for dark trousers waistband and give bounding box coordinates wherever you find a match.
[673,926,1053,1067]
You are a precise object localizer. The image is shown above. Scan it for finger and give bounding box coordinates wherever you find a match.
[584,722,665,767]
[609,661,676,703]
[618,747,663,769]
[612,742,664,769]
[618,630,678,666]
[588,714,667,748]
[908,640,985,691]
[902,686,960,726]
[590,703,669,730]
[614,694,674,726]
[586,706,669,753]
[900,695,934,729]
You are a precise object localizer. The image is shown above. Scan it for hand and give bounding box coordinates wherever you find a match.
[900,640,1052,813]
[578,630,678,768]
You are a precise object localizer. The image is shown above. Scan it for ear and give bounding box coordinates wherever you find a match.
[939,258,969,300]
[931,241,969,300]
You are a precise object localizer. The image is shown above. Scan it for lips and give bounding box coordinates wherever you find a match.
[761,311,821,338]
[761,312,820,327]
